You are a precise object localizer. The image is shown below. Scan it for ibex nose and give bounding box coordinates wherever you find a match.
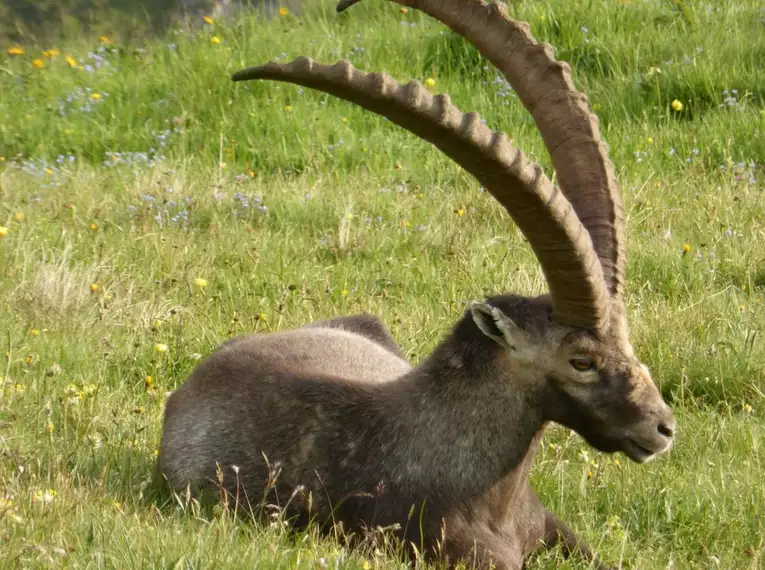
[656,407,677,441]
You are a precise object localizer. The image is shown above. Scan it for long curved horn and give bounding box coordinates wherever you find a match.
[337,0,626,302]
[232,58,609,329]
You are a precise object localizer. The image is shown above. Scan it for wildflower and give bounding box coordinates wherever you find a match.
[744,403,753,414]
[7,46,24,56]
[65,55,78,68]
[32,58,45,69]
[279,7,289,16]
[455,207,466,217]
[203,15,215,24]
[341,289,348,297]
[15,212,25,222]
[154,343,169,354]
[210,36,221,45]
[90,283,100,293]
[99,35,111,44]
[113,500,122,512]
[424,77,436,89]
[193,277,208,289]
[90,92,102,101]
[283,104,292,112]
[32,489,57,505]
[400,7,409,14]
[0,226,8,238]
[145,375,154,389]
[646,137,654,144]
[682,242,692,255]
[43,49,60,58]
[255,313,267,321]
[341,116,348,123]
[671,99,684,112]
[45,421,55,434]
[90,222,98,230]
[30,328,40,337]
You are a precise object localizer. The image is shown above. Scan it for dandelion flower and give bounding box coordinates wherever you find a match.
[32,58,45,69]
[0,226,8,238]
[455,207,466,217]
[424,77,436,89]
[744,403,753,414]
[341,116,348,123]
[154,343,169,354]
[193,277,208,289]
[90,283,100,293]
[43,49,60,58]
[30,328,40,337]
[682,242,691,255]
[45,421,55,434]
[646,136,654,144]
[210,36,221,45]
[203,15,215,24]
[671,99,684,112]
[90,93,102,101]
[145,375,154,389]
[7,46,24,56]
[65,55,78,68]
[15,212,25,222]
[279,7,289,16]
[400,7,409,14]
[283,104,292,112]
[341,289,348,297]
[90,222,98,230]
[99,35,111,44]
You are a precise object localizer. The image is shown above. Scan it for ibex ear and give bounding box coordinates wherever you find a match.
[470,302,524,351]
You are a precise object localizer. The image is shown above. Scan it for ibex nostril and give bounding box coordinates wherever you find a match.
[657,422,674,439]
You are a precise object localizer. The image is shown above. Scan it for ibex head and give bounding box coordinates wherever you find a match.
[232,0,675,463]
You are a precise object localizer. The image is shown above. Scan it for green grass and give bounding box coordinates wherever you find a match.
[1,0,764,567]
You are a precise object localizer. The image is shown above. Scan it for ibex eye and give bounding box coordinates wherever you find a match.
[570,357,596,371]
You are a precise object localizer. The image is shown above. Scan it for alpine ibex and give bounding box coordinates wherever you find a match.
[158,1,677,568]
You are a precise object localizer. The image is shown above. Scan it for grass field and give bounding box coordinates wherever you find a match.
[1,0,764,567]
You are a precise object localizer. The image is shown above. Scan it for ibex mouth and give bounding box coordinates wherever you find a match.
[623,437,670,464]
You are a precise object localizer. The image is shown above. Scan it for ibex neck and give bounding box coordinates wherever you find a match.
[377,330,546,515]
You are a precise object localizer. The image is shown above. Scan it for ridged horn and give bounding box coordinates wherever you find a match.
[337,0,626,303]
[232,57,609,328]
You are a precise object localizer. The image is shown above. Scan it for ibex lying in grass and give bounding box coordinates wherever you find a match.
[159,1,677,568]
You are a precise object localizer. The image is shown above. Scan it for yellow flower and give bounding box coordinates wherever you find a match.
[341,116,348,123]
[455,207,466,217]
[279,7,289,16]
[671,99,684,112]
[682,242,691,254]
[43,49,60,58]
[424,77,436,89]
[30,328,40,337]
[210,36,221,45]
[15,212,25,222]
[99,35,111,44]
[45,421,55,434]
[203,15,214,24]
[90,92,102,101]
[0,226,8,238]
[32,489,57,505]
[90,222,98,230]
[744,403,753,414]
[90,283,100,293]
[113,500,122,512]
[283,104,292,112]
[7,46,24,56]
[154,343,169,354]
[145,375,154,389]
[193,277,208,289]
[341,289,348,297]
[400,7,409,14]
[646,136,654,144]
[255,313,267,321]
[65,55,78,68]
[361,560,372,570]
[32,58,45,69]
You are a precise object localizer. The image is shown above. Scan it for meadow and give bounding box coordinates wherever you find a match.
[1,0,764,567]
